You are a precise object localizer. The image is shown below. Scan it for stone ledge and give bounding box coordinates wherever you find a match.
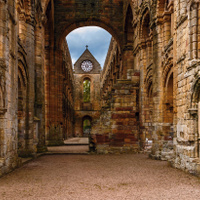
[188,108,198,116]
[0,108,7,115]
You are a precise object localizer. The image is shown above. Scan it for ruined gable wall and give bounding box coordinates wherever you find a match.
[73,50,101,136]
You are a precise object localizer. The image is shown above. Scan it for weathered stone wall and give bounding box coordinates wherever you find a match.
[97,79,140,154]
[0,0,46,175]
[0,0,19,176]
[172,0,200,175]
[98,0,200,175]
[98,37,141,153]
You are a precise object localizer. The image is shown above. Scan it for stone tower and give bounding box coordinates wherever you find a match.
[73,47,101,136]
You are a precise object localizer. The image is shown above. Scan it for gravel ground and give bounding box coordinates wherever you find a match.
[0,154,200,200]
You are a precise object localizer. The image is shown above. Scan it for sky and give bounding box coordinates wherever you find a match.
[66,26,112,68]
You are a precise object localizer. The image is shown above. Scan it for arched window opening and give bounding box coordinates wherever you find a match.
[125,5,134,45]
[83,79,91,103]
[142,13,150,39]
[164,73,173,124]
[141,11,152,66]
[158,0,174,46]
[189,3,199,60]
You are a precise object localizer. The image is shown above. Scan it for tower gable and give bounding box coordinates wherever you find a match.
[74,49,101,74]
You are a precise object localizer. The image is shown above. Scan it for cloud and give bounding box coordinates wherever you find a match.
[66,26,111,68]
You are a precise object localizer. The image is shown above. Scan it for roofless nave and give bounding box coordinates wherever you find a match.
[0,0,200,177]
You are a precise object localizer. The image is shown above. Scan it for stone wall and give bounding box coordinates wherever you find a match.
[98,0,200,175]
[96,79,140,154]
[0,0,19,175]
[44,38,74,145]
[0,0,46,175]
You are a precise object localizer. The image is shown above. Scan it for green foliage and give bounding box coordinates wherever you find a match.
[83,80,90,102]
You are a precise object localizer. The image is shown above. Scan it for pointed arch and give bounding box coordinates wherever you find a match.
[124,4,134,45]
[140,9,151,40]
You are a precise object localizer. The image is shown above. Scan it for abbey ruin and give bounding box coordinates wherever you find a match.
[0,0,200,177]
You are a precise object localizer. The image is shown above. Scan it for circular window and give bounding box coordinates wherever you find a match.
[81,60,93,72]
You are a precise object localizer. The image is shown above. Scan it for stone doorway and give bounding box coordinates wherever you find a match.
[83,116,92,137]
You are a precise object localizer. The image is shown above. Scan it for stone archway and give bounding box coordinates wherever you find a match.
[82,116,92,137]
[44,0,140,152]
[52,1,124,49]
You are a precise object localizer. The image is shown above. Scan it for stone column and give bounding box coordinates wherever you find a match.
[0,0,19,175]
[35,21,47,152]
[121,47,134,79]
[46,48,64,145]
[151,20,164,158]
[24,15,36,155]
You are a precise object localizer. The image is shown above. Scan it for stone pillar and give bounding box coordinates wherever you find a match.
[150,21,164,158]
[35,21,47,152]
[46,49,64,145]
[0,0,20,175]
[122,48,134,79]
[22,17,36,156]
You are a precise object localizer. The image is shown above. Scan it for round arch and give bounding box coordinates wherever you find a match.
[82,115,92,136]
[81,75,92,83]
[57,21,122,52]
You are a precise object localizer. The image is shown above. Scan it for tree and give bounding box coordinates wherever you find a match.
[83,79,90,102]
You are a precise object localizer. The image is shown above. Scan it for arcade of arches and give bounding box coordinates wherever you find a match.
[0,0,200,177]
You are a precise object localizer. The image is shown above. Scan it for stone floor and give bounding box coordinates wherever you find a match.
[47,137,89,154]
[0,154,200,200]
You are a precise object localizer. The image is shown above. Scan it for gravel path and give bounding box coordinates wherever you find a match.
[0,154,200,200]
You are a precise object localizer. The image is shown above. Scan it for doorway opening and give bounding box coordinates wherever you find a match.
[83,116,92,137]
